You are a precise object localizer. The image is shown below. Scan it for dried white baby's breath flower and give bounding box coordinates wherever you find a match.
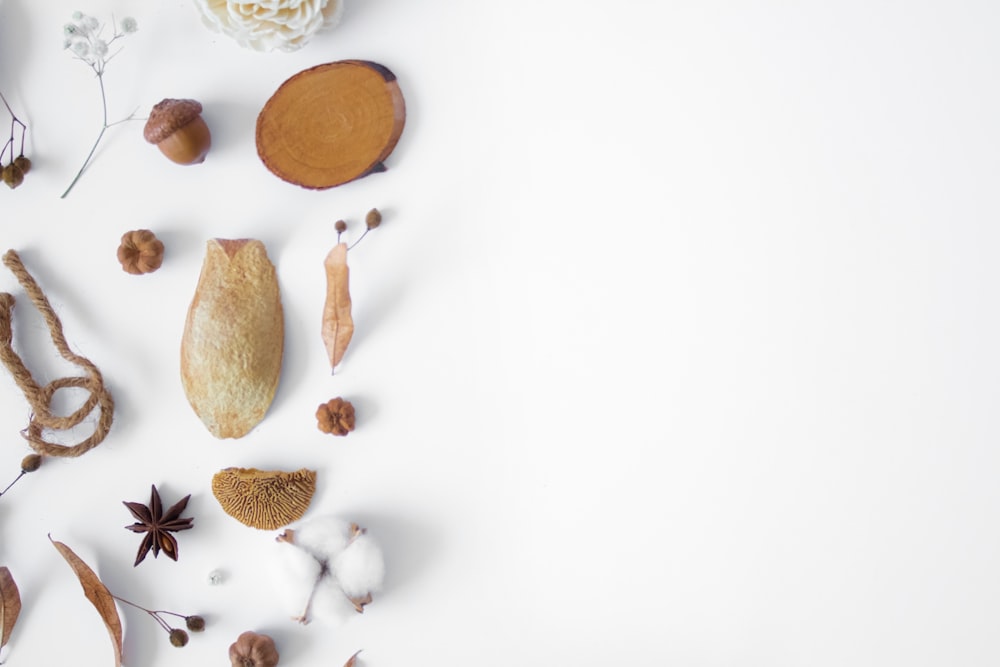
[192,0,344,52]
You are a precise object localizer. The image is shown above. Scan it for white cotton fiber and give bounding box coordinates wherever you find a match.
[309,575,361,625]
[333,533,385,599]
[293,516,354,561]
[270,540,324,617]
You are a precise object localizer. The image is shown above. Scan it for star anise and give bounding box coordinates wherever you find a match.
[124,485,194,566]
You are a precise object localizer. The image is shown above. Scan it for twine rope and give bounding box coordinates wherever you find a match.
[0,250,114,457]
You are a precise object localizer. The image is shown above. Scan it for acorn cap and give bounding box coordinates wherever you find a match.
[144,99,203,144]
[211,467,317,530]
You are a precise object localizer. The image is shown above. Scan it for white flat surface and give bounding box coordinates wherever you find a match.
[1,1,999,665]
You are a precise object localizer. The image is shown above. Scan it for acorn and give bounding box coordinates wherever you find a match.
[144,98,211,165]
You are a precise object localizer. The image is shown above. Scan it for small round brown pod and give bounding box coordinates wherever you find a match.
[144,98,211,165]
[117,229,165,274]
[229,631,279,667]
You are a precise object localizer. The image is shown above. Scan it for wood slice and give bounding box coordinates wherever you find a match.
[256,60,406,189]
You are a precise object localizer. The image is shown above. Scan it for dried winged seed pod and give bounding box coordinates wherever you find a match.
[316,397,355,436]
[144,98,212,165]
[117,229,165,275]
[229,631,279,667]
[212,467,316,530]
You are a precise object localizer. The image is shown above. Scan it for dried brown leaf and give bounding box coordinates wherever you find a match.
[49,537,123,667]
[322,242,354,371]
[344,649,363,667]
[0,566,21,650]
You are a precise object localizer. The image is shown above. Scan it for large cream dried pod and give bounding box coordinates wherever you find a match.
[212,467,317,529]
[181,239,283,438]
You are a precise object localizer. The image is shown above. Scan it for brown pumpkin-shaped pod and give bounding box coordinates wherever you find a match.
[117,229,165,275]
[212,467,316,530]
[229,631,279,667]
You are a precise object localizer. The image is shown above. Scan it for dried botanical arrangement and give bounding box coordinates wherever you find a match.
[143,99,212,165]
[117,229,165,275]
[323,208,382,372]
[50,537,205,663]
[1,91,30,190]
[316,397,355,436]
[60,11,140,198]
[257,61,405,189]
[0,567,21,655]
[274,516,384,625]
[180,239,283,438]
[212,467,317,529]
[123,485,194,566]
[229,630,280,667]
[193,0,344,52]
[0,250,114,500]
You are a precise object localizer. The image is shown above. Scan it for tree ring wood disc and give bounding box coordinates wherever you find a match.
[256,60,406,189]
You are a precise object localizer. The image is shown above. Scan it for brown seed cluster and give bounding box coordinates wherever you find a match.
[316,397,355,436]
[117,229,165,275]
[212,467,317,530]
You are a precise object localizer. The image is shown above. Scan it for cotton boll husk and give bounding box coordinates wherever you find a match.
[333,533,385,599]
[309,575,359,625]
[293,516,354,561]
[271,539,324,616]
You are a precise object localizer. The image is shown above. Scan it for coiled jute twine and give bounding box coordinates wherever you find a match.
[0,249,114,457]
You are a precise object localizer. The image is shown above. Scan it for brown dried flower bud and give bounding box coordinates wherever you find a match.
[13,155,30,175]
[316,397,356,436]
[365,208,382,229]
[20,453,42,473]
[335,219,347,233]
[117,229,165,275]
[186,615,206,632]
[169,628,189,647]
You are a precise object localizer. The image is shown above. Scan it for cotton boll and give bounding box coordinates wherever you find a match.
[333,533,385,600]
[293,516,354,561]
[271,539,324,617]
[309,575,360,625]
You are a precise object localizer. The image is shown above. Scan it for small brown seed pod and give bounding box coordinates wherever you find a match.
[229,631,279,667]
[117,229,165,275]
[144,98,212,165]
[316,397,355,436]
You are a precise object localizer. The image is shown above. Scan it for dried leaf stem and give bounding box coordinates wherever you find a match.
[0,91,27,166]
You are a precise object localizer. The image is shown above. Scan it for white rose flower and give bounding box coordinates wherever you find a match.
[192,0,344,52]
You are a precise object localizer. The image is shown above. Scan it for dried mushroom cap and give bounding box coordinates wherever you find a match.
[212,467,316,530]
[144,98,204,144]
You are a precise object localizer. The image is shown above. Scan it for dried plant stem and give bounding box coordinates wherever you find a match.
[60,71,135,199]
[0,90,27,165]
[111,595,175,632]
[0,471,26,499]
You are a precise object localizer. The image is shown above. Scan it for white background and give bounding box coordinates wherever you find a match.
[1,0,999,665]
